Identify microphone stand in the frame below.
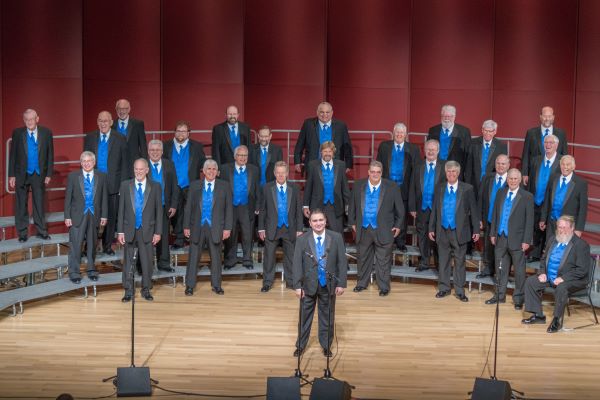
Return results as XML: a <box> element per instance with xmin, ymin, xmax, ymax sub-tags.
<box><xmin>294</xmin><ymin>280</ymin><xmax>311</xmax><ymax>386</ymax></box>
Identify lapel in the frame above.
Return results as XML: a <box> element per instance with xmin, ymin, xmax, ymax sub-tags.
<box><xmin>318</xmin><ymin>162</ymin><xmax>324</xmax><ymax>184</ymax></box>
<box><xmin>486</xmin><ymin>139</ymin><xmax>497</xmax><ymax>167</ymax></box>
<box><xmin>286</xmin><ymin>183</ymin><xmax>292</xmax><ymax>211</ymax></box>
<box><xmin>508</xmin><ymin>190</ymin><xmax>521</xmax><ymax>218</ymax></box>
<box><xmin>434</xmin><ymin>162</ymin><xmax>442</xmax><ymax>184</ymax></box>
<box><xmin>377</xmin><ymin>181</ymin><xmax>386</xmax><ymax>213</ymax></box>
<box><xmin>93</xmin><ymin>174</ymin><xmax>98</xmax><ymax>200</ymax></box>
<box><xmin>78</xmin><ymin>171</ymin><xmax>85</xmax><ymax>198</ymax></box>
<box><xmin>472</xmin><ymin>138</ymin><xmax>482</xmax><ymax>167</ymax></box>
<box><xmin>333</xmin><ymin>162</ymin><xmax>339</xmax><ymax>187</ymax></box>
<box><xmin>142</xmin><ymin>182</ymin><xmax>151</xmax><ymax>210</ymax></box>
<box><xmin>454</xmin><ymin>183</ymin><xmax>463</xmax><ymax>213</ymax></box>
<box><xmin>360</xmin><ymin>181</ymin><xmax>366</xmax><ymax>215</ymax></box>
<box><xmin>308</xmin><ymin>233</ymin><xmax>317</xmax><ymax>260</ymax></box>
<box><xmin>223</xmin><ymin>123</ymin><xmax>234</xmax><ymax>152</ymax></box>
<box><xmin>562</xmin><ymin>177</ymin><xmax>576</xmax><ymax>207</ymax></box>
<box><xmin>227</xmin><ymin>165</ymin><xmax>235</xmax><ymax>192</ymax></box>
<box><xmin>558</xmin><ymin>239</ymin><xmax>574</xmax><ymax>273</ymax></box>
<box><xmin>419</xmin><ymin>163</ymin><xmax>425</xmax><ymax>191</ymax></box>
<box><xmin>21</xmin><ymin>129</ymin><xmax>29</xmax><ymax>157</ymax></box>
<box><xmin>129</xmin><ymin>182</ymin><xmax>136</xmax><ymax>212</ymax></box>
<box><xmin>126</xmin><ymin>120</ymin><xmax>133</xmax><ymax>140</ymax></box>
<box><xmin>266</xmin><ymin>146</ymin><xmax>273</xmax><ymax>165</ymax></box>
<box><xmin>107</xmin><ymin>132</ymin><xmax>115</xmax><ymax>155</ymax></box>
<box><xmin>246</xmin><ymin>166</ymin><xmax>253</xmax><ymax>193</ymax></box>
<box><xmin>271</xmin><ymin>184</ymin><xmax>278</xmax><ymax>210</ymax></box>
<box><xmin>211</xmin><ymin>180</ymin><xmax>217</xmax><ymax>209</ymax></box>
<box><xmin>449</xmin><ymin>127</ymin><xmax>460</xmax><ymax>154</ymax></box>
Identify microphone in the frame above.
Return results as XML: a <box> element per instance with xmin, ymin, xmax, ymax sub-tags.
<box><xmin>132</xmin><ymin>248</ymin><xmax>138</xmax><ymax>262</ymax></box>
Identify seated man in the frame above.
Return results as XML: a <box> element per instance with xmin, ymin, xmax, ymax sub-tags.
<box><xmin>522</xmin><ymin>215</ymin><xmax>591</xmax><ymax>333</ymax></box>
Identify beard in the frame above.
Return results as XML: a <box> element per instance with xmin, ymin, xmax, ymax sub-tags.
<box><xmin>556</xmin><ymin>232</ymin><xmax>573</xmax><ymax>244</ymax></box>
<box><xmin>441</xmin><ymin>121</ymin><xmax>453</xmax><ymax>130</ymax></box>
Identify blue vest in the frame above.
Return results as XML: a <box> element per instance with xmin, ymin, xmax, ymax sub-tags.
<box><xmin>439</xmin><ymin>130</ymin><xmax>451</xmax><ymax>160</ymax></box>
<box><xmin>497</xmin><ymin>191</ymin><xmax>514</xmax><ymax>236</ymax></box>
<box><xmin>233</xmin><ymin>167</ymin><xmax>249</xmax><ymax>206</ymax></box>
<box><xmin>201</xmin><ymin>182</ymin><xmax>214</xmax><ymax>226</ymax></box>
<box><xmin>118</xmin><ymin>120</ymin><xmax>127</xmax><ymax>136</ymax></box>
<box><xmin>319</xmin><ymin>124</ymin><xmax>332</xmax><ymax>144</ymax></box>
<box><xmin>534</xmin><ymin>160</ymin><xmax>552</xmax><ymax>206</ymax></box>
<box><xmin>488</xmin><ymin>177</ymin><xmax>506</xmax><ymax>223</ymax></box>
<box><xmin>362</xmin><ymin>185</ymin><xmax>380</xmax><ymax>228</ymax></box>
<box><xmin>172</xmin><ymin>144</ymin><xmax>190</xmax><ymax>189</ymax></box>
<box><xmin>547</xmin><ymin>242</ymin><xmax>567</xmax><ymax>282</ymax></box>
<box><xmin>135</xmin><ymin>183</ymin><xmax>144</xmax><ymax>229</ymax></box>
<box><xmin>150</xmin><ymin>163</ymin><xmax>165</xmax><ymax>206</ymax></box>
<box><xmin>26</xmin><ymin>132</ymin><xmax>40</xmax><ymax>175</ymax></box>
<box><xmin>83</xmin><ymin>173</ymin><xmax>94</xmax><ymax>215</ymax></box>
<box><xmin>422</xmin><ymin>163</ymin><xmax>435</xmax><ymax>211</ymax></box>
<box><xmin>322</xmin><ymin>163</ymin><xmax>334</xmax><ymax>205</ymax></box>
<box><xmin>480</xmin><ymin>143</ymin><xmax>490</xmax><ymax>181</ymax></box>
<box><xmin>441</xmin><ymin>186</ymin><xmax>457</xmax><ymax>229</ymax></box>
<box><xmin>550</xmin><ymin>177</ymin><xmax>569</xmax><ymax>221</ymax></box>
<box><xmin>390</xmin><ymin>144</ymin><xmax>405</xmax><ymax>185</ymax></box>
<box><xmin>260</xmin><ymin>147</ymin><xmax>268</xmax><ymax>186</ymax></box>
<box><xmin>229</xmin><ymin>125</ymin><xmax>240</xmax><ymax>151</ymax></box>
<box><xmin>97</xmin><ymin>135</ymin><xmax>109</xmax><ymax>173</ymax></box>
<box><xmin>277</xmin><ymin>185</ymin><xmax>289</xmax><ymax>228</ymax></box>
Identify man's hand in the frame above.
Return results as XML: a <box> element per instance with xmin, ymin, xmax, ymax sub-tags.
<box><xmin>472</xmin><ymin>233</ymin><xmax>480</xmax><ymax>242</ymax></box>
<box><xmin>410</xmin><ymin>211</ymin><xmax>416</xmax><ymax>218</ymax></box>
<box><xmin>521</xmin><ymin>243</ymin><xmax>530</xmax><ymax>251</ymax></box>
<box><xmin>539</xmin><ymin>221</ymin><xmax>546</xmax><ymax>231</ymax></box>
<box><xmin>295</xmin><ymin>288</ymin><xmax>304</xmax><ymax>299</ymax></box>
<box><xmin>118</xmin><ymin>233</ymin><xmax>125</xmax><ymax>245</ymax></box>
<box><xmin>351</xmin><ymin>225</ymin><xmax>356</xmax><ymax>232</ymax></box>
<box><xmin>553</xmin><ymin>277</ymin><xmax>564</xmax><ymax>286</ymax></box>
<box><xmin>575</xmin><ymin>230</ymin><xmax>582</xmax><ymax>237</ymax></box>
<box><xmin>8</xmin><ymin>177</ymin><xmax>15</xmax><ymax>189</ymax></box>
<box><xmin>296</xmin><ymin>231</ymin><xmax>303</xmax><ymax>237</ymax></box>
<box><xmin>184</xmin><ymin>228</ymin><xmax>191</xmax><ymax>238</ymax></box>
<box><xmin>392</xmin><ymin>227</ymin><xmax>400</xmax><ymax>238</ymax></box>
<box><xmin>223</xmin><ymin>230</ymin><xmax>231</xmax><ymax>240</ymax></box>
<box><xmin>152</xmin><ymin>234</ymin><xmax>161</xmax><ymax>246</ymax></box>
<box><xmin>538</xmin><ymin>273</ymin><xmax>547</xmax><ymax>283</ymax></box>
<box><xmin>522</xmin><ymin>176</ymin><xmax>529</xmax><ymax>186</ymax></box>
<box><xmin>303</xmin><ymin>207</ymin><xmax>311</xmax><ymax>218</ymax></box>
<box><xmin>345</xmin><ymin>168</ymin><xmax>352</xmax><ymax>175</ymax></box>
<box><xmin>258</xmin><ymin>230</ymin><xmax>265</xmax><ymax>241</ymax></box>
<box><xmin>295</xmin><ymin>164</ymin><xmax>303</xmax><ymax>173</ymax></box>
<box><xmin>490</xmin><ymin>236</ymin><xmax>496</xmax><ymax>246</ymax></box>
<box><xmin>100</xmin><ymin>218</ymin><xmax>107</xmax><ymax>226</ymax></box>
<box><xmin>44</xmin><ymin>177</ymin><xmax>51</xmax><ymax>185</ymax></box>
<box><xmin>65</xmin><ymin>219</ymin><xmax>72</xmax><ymax>227</ymax></box>
<box><xmin>168</xmin><ymin>208</ymin><xmax>176</xmax><ymax>218</ymax></box>
<box><xmin>480</xmin><ymin>221</ymin><xmax>483</xmax><ymax>230</ymax></box>
<box><xmin>428</xmin><ymin>232</ymin><xmax>435</xmax><ymax>241</ymax></box>
<box><xmin>335</xmin><ymin>287</ymin><xmax>345</xmax><ymax>296</ymax></box>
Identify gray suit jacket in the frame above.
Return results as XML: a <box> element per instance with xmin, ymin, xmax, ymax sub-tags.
<box><xmin>348</xmin><ymin>179</ymin><xmax>404</xmax><ymax>245</ymax></box>
<box><xmin>540</xmin><ymin>174</ymin><xmax>588</xmax><ymax>231</ymax></box>
<box><xmin>465</xmin><ymin>137</ymin><xmax>508</xmax><ymax>196</ymax></box>
<box><xmin>117</xmin><ymin>179</ymin><xmax>163</xmax><ymax>243</ymax></box>
<box><xmin>408</xmin><ymin>159</ymin><xmax>446</xmax><ymax>213</ymax></box>
<box><xmin>539</xmin><ymin>235</ymin><xmax>590</xmax><ymax>283</ymax></box>
<box><xmin>9</xmin><ymin>125</ymin><xmax>54</xmax><ymax>182</ymax></box>
<box><xmin>64</xmin><ymin>170</ymin><xmax>108</xmax><ymax>227</ymax></box>
<box><xmin>303</xmin><ymin>159</ymin><xmax>350</xmax><ymax>217</ymax></box>
<box><xmin>489</xmin><ymin>188</ymin><xmax>534</xmax><ymax>250</ymax></box>
<box><xmin>521</xmin><ymin>126</ymin><xmax>568</xmax><ymax>177</ymax></box>
<box><xmin>429</xmin><ymin>182</ymin><xmax>480</xmax><ymax>245</ymax></box>
<box><xmin>526</xmin><ymin>155</ymin><xmax>560</xmax><ymax>204</ymax></box>
<box><xmin>211</xmin><ymin>121</ymin><xmax>251</xmax><ymax>166</ymax></box>
<box><xmin>258</xmin><ymin>181</ymin><xmax>304</xmax><ymax>240</ymax></box>
<box><xmin>83</xmin><ymin>130</ymin><xmax>128</xmax><ymax>194</ymax></box>
<box><xmin>219</xmin><ymin>163</ymin><xmax>262</xmax><ymax>213</ymax></box>
<box><xmin>183</xmin><ymin>179</ymin><xmax>233</xmax><ymax>244</ymax></box>
<box><xmin>292</xmin><ymin>230</ymin><xmax>348</xmax><ymax>296</ymax></box>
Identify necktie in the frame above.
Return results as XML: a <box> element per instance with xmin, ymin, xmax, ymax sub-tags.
<box><xmin>207</xmin><ymin>182</ymin><xmax>212</xmax><ymax>193</ymax></box>
<box><xmin>30</xmin><ymin>132</ymin><xmax>35</xmax><ymax>142</ymax></box>
<box><xmin>485</xmin><ymin>143</ymin><xmax>490</xmax><ymax>152</ymax></box>
<box><xmin>178</xmin><ymin>144</ymin><xmax>182</xmax><ymax>153</ymax></box>
<box><xmin>396</xmin><ymin>144</ymin><xmax>401</xmax><ymax>153</ymax></box>
<box><xmin>326</xmin><ymin>162</ymin><xmax>331</xmax><ymax>171</ymax></box>
<box><xmin>546</xmin><ymin>160</ymin><xmax>550</xmax><ymax>168</ymax></box>
<box><xmin>120</xmin><ymin>121</ymin><xmax>125</xmax><ymax>133</ymax></box>
<box><xmin>507</xmin><ymin>191</ymin><xmax>513</xmax><ymax>201</ymax></box>
<box><xmin>230</xmin><ymin>125</ymin><xmax>236</xmax><ymax>136</ymax></box>
<box><xmin>562</xmin><ymin>177</ymin><xmax>567</xmax><ymax>188</ymax></box>
<box><xmin>280</xmin><ymin>185</ymin><xmax>285</xmax><ymax>195</ymax></box>
<box><xmin>262</xmin><ymin>147</ymin><xmax>267</xmax><ymax>156</ymax></box>
<box><xmin>86</xmin><ymin>173</ymin><xmax>91</xmax><ymax>183</ymax></box>
<box><xmin>429</xmin><ymin>162</ymin><xmax>434</xmax><ymax>173</ymax></box>
<box><xmin>449</xmin><ymin>186</ymin><xmax>454</xmax><ymax>195</ymax></box>
<box><xmin>444</xmin><ymin>128</ymin><xmax>450</xmax><ymax>137</ymax></box>
<box><xmin>238</xmin><ymin>167</ymin><xmax>243</xmax><ymax>174</ymax></box>
<box><xmin>137</xmin><ymin>182</ymin><xmax>143</xmax><ymax>196</ymax></box>
<box><xmin>102</xmin><ymin>134</ymin><xmax>107</xmax><ymax>143</ymax></box>
<box><xmin>497</xmin><ymin>176</ymin><xmax>502</xmax><ymax>187</ymax></box>
<box><xmin>153</xmin><ymin>163</ymin><xmax>159</xmax><ymax>173</ymax></box>
<box><xmin>545</xmin><ymin>128</ymin><xmax>549</xmax><ymax>137</ymax></box>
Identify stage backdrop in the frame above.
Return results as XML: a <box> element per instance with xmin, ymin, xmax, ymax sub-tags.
<box><xmin>1</xmin><ymin>0</ymin><xmax>599</xmax><ymax>240</ymax></box>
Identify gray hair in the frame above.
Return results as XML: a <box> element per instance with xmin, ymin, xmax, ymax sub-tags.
<box><xmin>482</xmin><ymin>119</ymin><xmax>497</xmax><ymax>130</ymax></box>
<box><xmin>148</xmin><ymin>139</ymin><xmax>163</xmax><ymax>149</ymax></box>
<box><xmin>441</xmin><ymin>105</ymin><xmax>456</xmax><ymax>116</ymax></box>
<box><xmin>234</xmin><ymin>145</ymin><xmax>249</xmax><ymax>156</ymax></box>
<box><xmin>445</xmin><ymin>160</ymin><xmax>461</xmax><ymax>173</ymax></box>
<box><xmin>80</xmin><ymin>151</ymin><xmax>96</xmax><ymax>162</ymax></box>
<box><xmin>23</xmin><ymin>108</ymin><xmax>38</xmax><ymax>119</ymax></box>
<box><xmin>203</xmin><ymin>159</ymin><xmax>218</xmax><ymax>170</ymax></box>
<box><xmin>393</xmin><ymin>122</ymin><xmax>407</xmax><ymax>133</ymax></box>
<box><xmin>424</xmin><ymin>139</ymin><xmax>440</xmax><ymax>150</ymax></box>
<box><xmin>544</xmin><ymin>134</ymin><xmax>559</xmax><ymax>144</ymax></box>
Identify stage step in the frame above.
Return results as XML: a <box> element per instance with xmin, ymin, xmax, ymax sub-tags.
<box><xmin>0</xmin><ymin>233</ymin><xmax>70</xmax><ymax>255</ymax></box>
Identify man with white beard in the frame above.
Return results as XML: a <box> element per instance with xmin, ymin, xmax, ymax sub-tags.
<box><xmin>521</xmin><ymin>215</ymin><xmax>591</xmax><ymax>333</ymax></box>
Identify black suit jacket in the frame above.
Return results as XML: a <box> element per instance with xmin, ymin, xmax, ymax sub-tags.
<box><xmin>427</xmin><ymin>123</ymin><xmax>471</xmax><ymax>170</ymax></box>
<box><xmin>539</xmin><ymin>235</ymin><xmax>590</xmax><ymax>283</ymax></box>
<box><xmin>83</xmin><ymin>130</ymin><xmax>128</xmax><ymax>194</ymax></box>
<box><xmin>183</xmin><ymin>179</ymin><xmax>233</xmax><ymax>244</ymax></box>
<box><xmin>147</xmin><ymin>158</ymin><xmax>180</xmax><ymax>210</ymax></box>
<box><xmin>248</xmin><ymin>143</ymin><xmax>284</xmax><ymax>184</ymax></box>
<box><xmin>303</xmin><ymin>159</ymin><xmax>350</xmax><ymax>217</ymax></box>
<box><xmin>540</xmin><ymin>174</ymin><xmax>588</xmax><ymax>231</ymax></box>
<box><xmin>376</xmin><ymin>140</ymin><xmax>419</xmax><ymax>201</ymax></box>
<box><xmin>521</xmin><ymin>126</ymin><xmax>568</xmax><ymax>177</ymax></box>
<box><xmin>294</xmin><ymin>118</ymin><xmax>353</xmax><ymax>168</ymax></box>
<box><xmin>117</xmin><ymin>179</ymin><xmax>163</xmax><ymax>243</ymax></box>
<box><xmin>258</xmin><ymin>181</ymin><xmax>304</xmax><ymax>240</ymax></box>
<box><xmin>219</xmin><ymin>163</ymin><xmax>262</xmax><ymax>213</ymax></box>
<box><xmin>408</xmin><ymin>159</ymin><xmax>446</xmax><ymax>213</ymax></box>
<box><xmin>211</xmin><ymin>121</ymin><xmax>250</xmax><ymax>166</ymax></box>
<box><xmin>112</xmin><ymin>117</ymin><xmax>148</xmax><ymax>177</ymax></box>
<box><xmin>429</xmin><ymin>182</ymin><xmax>480</xmax><ymax>245</ymax></box>
<box><xmin>464</xmin><ymin>137</ymin><xmax>508</xmax><ymax>195</ymax></box>
<box><xmin>292</xmin><ymin>230</ymin><xmax>348</xmax><ymax>295</ymax></box>
<box><xmin>9</xmin><ymin>125</ymin><xmax>54</xmax><ymax>181</ymax></box>
<box><xmin>489</xmin><ymin>188</ymin><xmax>534</xmax><ymax>250</ymax></box>
<box><xmin>64</xmin><ymin>170</ymin><xmax>108</xmax><ymax>227</ymax></box>
<box><xmin>478</xmin><ymin>173</ymin><xmax>507</xmax><ymax>227</ymax></box>
<box><xmin>526</xmin><ymin>155</ymin><xmax>560</xmax><ymax>204</ymax></box>
<box><xmin>347</xmin><ymin>179</ymin><xmax>404</xmax><ymax>245</ymax></box>
<box><xmin>162</xmin><ymin>139</ymin><xmax>207</xmax><ymax>185</ymax></box>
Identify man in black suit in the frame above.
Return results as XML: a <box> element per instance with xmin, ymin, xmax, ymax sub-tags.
<box><xmin>409</xmin><ymin>139</ymin><xmax>446</xmax><ymax>271</ymax></box>
<box><xmin>292</xmin><ymin>209</ymin><xmax>348</xmax><ymax>357</ymax></box>
<box><xmin>303</xmin><ymin>141</ymin><xmax>350</xmax><ymax>233</ymax></box>
<box><xmin>8</xmin><ymin>108</ymin><xmax>54</xmax><ymax>242</ymax></box>
<box><xmin>294</xmin><ymin>102</ymin><xmax>353</xmax><ymax>174</ymax></box>
<box><xmin>220</xmin><ymin>145</ymin><xmax>261</xmax><ymax>270</ymax></box>
<box><xmin>487</xmin><ymin>169</ymin><xmax>534</xmax><ymax>307</ymax></box>
<box><xmin>113</xmin><ymin>99</ymin><xmax>148</xmax><ymax>177</ymax></box>
<box><xmin>64</xmin><ymin>151</ymin><xmax>108</xmax><ymax>283</ymax></box>
<box><xmin>348</xmin><ymin>160</ymin><xmax>404</xmax><ymax>296</ymax></box>
<box><xmin>211</xmin><ymin>105</ymin><xmax>250</xmax><ymax>167</ymax></box>
<box><xmin>476</xmin><ymin>154</ymin><xmax>509</xmax><ymax>279</ymax></box>
<box><xmin>429</xmin><ymin>161</ymin><xmax>480</xmax><ymax>302</ymax></box>
<box><xmin>521</xmin><ymin>106</ymin><xmax>568</xmax><ymax>186</ymax></box>
<box><xmin>83</xmin><ymin>111</ymin><xmax>128</xmax><ymax>255</ymax></box>
<box><xmin>183</xmin><ymin>159</ymin><xmax>233</xmax><ymax>296</ymax></box>
<box><xmin>427</xmin><ymin>104</ymin><xmax>471</xmax><ymax>175</ymax></box>
<box><xmin>147</xmin><ymin>139</ymin><xmax>180</xmax><ymax>272</ymax></box>
<box><xmin>525</xmin><ymin>134</ymin><xmax>561</xmax><ymax>262</ymax></box>
<box><xmin>465</xmin><ymin>120</ymin><xmax>508</xmax><ymax>196</ymax></box>
<box><xmin>377</xmin><ymin>122</ymin><xmax>421</xmax><ymax>251</ymax></box>
<box><xmin>248</xmin><ymin>125</ymin><xmax>283</xmax><ymax>187</ymax></box>
<box><xmin>117</xmin><ymin>159</ymin><xmax>163</xmax><ymax>302</ymax></box>
<box><xmin>258</xmin><ymin>161</ymin><xmax>304</xmax><ymax>292</ymax></box>
<box><xmin>540</xmin><ymin>155</ymin><xmax>588</xmax><ymax>239</ymax></box>
<box><xmin>522</xmin><ymin>215</ymin><xmax>591</xmax><ymax>333</ymax></box>
<box><xmin>163</xmin><ymin>120</ymin><xmax>207</xmax><ymax>248</ymax></box>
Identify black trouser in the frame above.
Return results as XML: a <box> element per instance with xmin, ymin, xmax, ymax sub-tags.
<box><xmin>224</xmin><ymin>204</ymin><xmax>254</xmax><ymax>266</ymax></box>
<box><xmin>494</xmin><ymin>235</ymin><xmax>526</xmax><ymax>303</ymax></box>
<box><xmin>529</xmin><ymin>204</ymin><xmax>545</xmax><ymax>259</ymax></box>
<box><xmin>394</xmin><ymin>197</ymin><xmax>409</xmax><ymax>248</ymax></box>
<box><xmin>481</xmin><ymin>223</ymin><xmax>495</xmax><ymax>276</ymax></box>
<box><xmin>185</xmin><ymin>224</ymin><xmax>222</xmax><ymax>289</ymax></box>
<box><xmin>356</xmin><ymin>227</ymin><xmax>393</xmax><ymax>291</ymax></box>
<box><xmin>296</xmin><ymin>284</ymin><xmax>336</xmax><ymax>351</ymax></box>
<box><xmin>123</xmin><ymin>229</ymin><xmax>154</xmax><ymax>296</ymax></box>
<box><xmin>263</xmin><ymin>226</ymin><xmax>295</xmax><ymax>286</ymax></box>
<box><xmin>155</xmin><ymin>208</ymin><xmax>171</xmax><ymax>269</ymax></box>
<box><xmin>415</xmin><ymin>208</ymin><xmax>436</xmax><ymax>266</ymax></box>
<box><xmin>437</xmin><ymin>228</ymin><xmax>467</xmax><ymax>295</ymax></box>
<box><xmin>322</xmin><ymin>203</ymin><xmax>344</xmax><ymax>234</ymax></box>
<box><xmin>524</xmin><ymin>275</ymin><xmax>586</xmax><ymax>318</ymax></box>
<box><xmin>68</xmin><ymin>213</ymin><xmax>99</xmax><ymax>279</ymax></box>
<box><xmin>102</xmin><ymin>193</ymin><xmax>118</xmax><ymax>251</ymax></box>
<box><xmin>172</xmin><ymin>187</ymin><xmax>189</xmax><ymax>247</ymax></box>
<box><xmin>14</xmin><ymin>173</ymin><xmax>47</xmax><ymax>237</ymax></box>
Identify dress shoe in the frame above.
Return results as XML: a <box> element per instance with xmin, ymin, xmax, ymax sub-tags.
<box><xmin>104</xmin><ymin>248</ymin><xmax>115</xmax><ymax>256</ymax></box>
<box><xmin>547</xmin><ymin>317</ymin><xmax>562</xmax><ymax>333</ymax></box>
<box><xmin>89</xmin><ymin>275</ymin><xmax>98</xmax><ymax>282</ymax></box>
<box><xmin>353</xmin><ymin>286</ymin><xmax>366</xmax><ymax>293</ymax></box>
<box><xmin>36</xmin><ymin>233</ymin><xmax>51</xmax><ymax>240</ymax></box>
<box><xmin>212</xmin><ymin>286</ymin><xmax>224</xmax><ymax>295</ymax></box>
<box><xmin>121</xmin><ymin>295</ymin><xmax>132</xmax><ymax>302</ymax></box>
<box><xmin>70</xmin><ymin>277</ymin><xmax>81</xmax><ymax>284</ymax></box>
<box><xmin>379</xmin><ymin>289</ymin><xmax>389</xmax><ymax>296</ymax></box>
<box><xmin>293</xmin><ymin>348</ymin><xmax>304</xmax><ymax>357</ymax></box>
<box><xmin>142</xmin><ymin>291</ymin><xmax>154</xmax><ymax>301</ymax></box>
<box><xmin>476</xmin><ymin>272</ymin><xmax>491</xmax><ymax>279</ymax></box>
<box><xmin>170</xmin><ymin>244</ymin><xmax>183</xmax><ymax>250</ymax></box>
<box><xmin>435</xmin><ymin>290</ymin><xmax>450</xmax><ymax>298</ymax></box>
<box><xmin>415</xmin><ymin>265</ymin><xmax>429</xmax><ymax>272</ymax></box>
<box><xmin>18</xmin><ymin>236</ymin><xmax>28</xmax><ymax>243</ymax></box>
<box><xmin>521</xmin><ymin>314</ymin><xmax>546</xmax><ymax>324</ymax></box>
<box><xmin>322</xmin><ymin>347</ymin><xmax>333</xmax><ymax>357</ymax></box>
<box><xmin>260</xmin><ymin>285</ymin><xmax>271</xmax><ymax>293</ymax></box>
<box><xmin>184</xmin><ymin>287</ymin><xmax>193</xmax><ymax>296</ymax></box>
<box><xmin>485</xmin><ymin>296</ymin><xmax>505</xmax><ymax>305</ymax></box>
<box><xmin>526</xmin><ymin>256</ymin><xmax>540</xmax><ymax>263</ymax></box>
<box><xmin>397</xmin><ymin>245</ymin><xmax>408</xmax><ymax>252</ymax></box>
<box><xmin>455</xmin><ymin>293</ymin><xmax>469</xmax><ymax>302</ymax></box>
<box><xmin>224</xmin><ymin>265</ymin><xmax>235</xmax><ymax>270</ymax></box>
<box><xmin>243</xmin><ymin>263</ymin><xmax>254</xmax><ymax>270</ymax></box>
<box><xmin>158</xmin><ymin>266</ymin><xmax>175</xmax><ymax>273</ymax></box>
<box><xmin>514</xmin><ymin>303</ymin><xmax>523</xmax><ymax>310</ymax></box>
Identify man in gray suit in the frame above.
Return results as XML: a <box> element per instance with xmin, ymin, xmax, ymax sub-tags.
<box><xmin>64</xmin><ymin>151</ymin><xmax>108</xmax><ymax>283</ymax></box>
<box><xmin>302</xmin><ymin>141</ymin><xmax>350</xmax><ymax>233</ymax></box>
<box><xmin>522</xmin><ymin>215</ymin><xmax>591</xmax><ymax>333</ymax></box>
<box><xmin>183</xmin><ymin>159</ymin><xmax>233</xmax><ymax>296</ymax></box>
<box><xmin>429</xmin><ymin>161</ymin><xmax>480</xmax><ymax>302</ymax></box>
<box><xmin>258</xmin><ymin>161</ymin><xmax>304</xmax><ymax>292</ymax></box>
<box><xmin>348</xmin><ymin>160</ymin><xmax>404</xmax><ymax>296</ymax></box>
<box><xmin>117</xmin><ymin>159</ymin><xmax>163</xmax><ymax>302</ymax></box>
<box><xmin>292</xmin><ymin>209</ymin><xmax>348</xmax><ymax>357</ymax></box>
<box><xmin>487</xmin><ymin>169</ymin><xmax>534</xmax><ymax>308</ymax></box>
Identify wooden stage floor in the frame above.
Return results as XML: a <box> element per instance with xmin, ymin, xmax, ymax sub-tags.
<box><xmin>0</xmin><ymin>276</ymin><xmax>599</xmax><ymax>399</ymax></box>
